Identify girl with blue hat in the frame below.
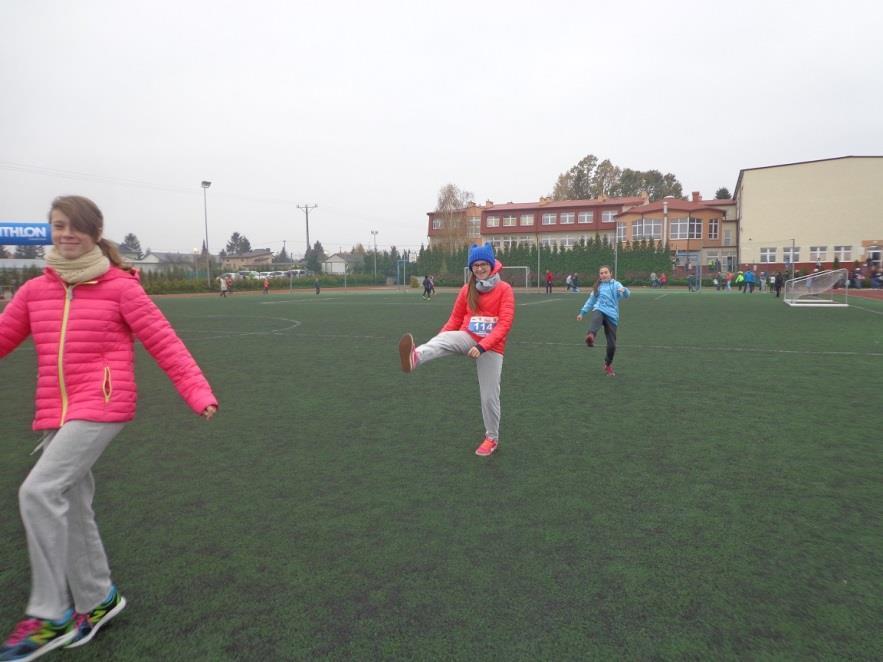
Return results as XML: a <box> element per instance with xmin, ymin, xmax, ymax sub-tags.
<box><xmin>398</xmin><ymin>243</ymin><xmax>515</xmax><ymax>456</ymax></box>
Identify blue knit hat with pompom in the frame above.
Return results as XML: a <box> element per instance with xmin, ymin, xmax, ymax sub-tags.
<box><xmin>467</xmin><ymin>242</ymin><xmax>495</xmax><ymax>269</ymax></box>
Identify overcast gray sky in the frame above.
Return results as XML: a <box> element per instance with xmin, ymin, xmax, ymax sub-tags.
<box><xmin>2</xmin><ymin>0</ymin><xmax>881</xmax><ymax>258</ymax></box>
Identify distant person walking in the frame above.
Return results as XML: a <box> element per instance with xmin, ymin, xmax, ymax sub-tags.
<box><xmin>577</xmin><ymin>265</ymin><xmax>630</xmax><ymax>377</ymax></box>
<box><xmin>262</xmin><ymin>277</ymin><xmax>270</xmax><ymax>295</ymax></box>
<box><xmin>422</xmin><ymin>275</ymin><xmax>433</xmax><ymax>300</ymax></box>
<box><xmin>0</xmin><ymin>196</ymin><xmax>218</xmax><ymax>661</ymax></box>
<box><xmin>219</xmin><ymin>276</ymin><xmax>228</xmax><ymax>297</ymax></box>
<box><xmin>545</xmin><ymin>270</ymin><xmax>553</xmax><ymax>294</ymax></box>
<box><xmin>314</xmin><ymin>278</ymin><xmax>320</xmax><ymax>295</ymax></box>
<box><xmin>398</xmin><ymin>243</ymin><xmax>515</xmax><ymax>457</ymax></box>
<box><xmin>774</xmin><ymin>272</ymin><xmax>784</xmax><ymax>297</ymax></box>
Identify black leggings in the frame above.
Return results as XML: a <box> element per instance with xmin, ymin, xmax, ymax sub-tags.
<box><xmin>587</xmin><ymin>310</ymin><xmax>618</xmax><ymax>366</ymax></box>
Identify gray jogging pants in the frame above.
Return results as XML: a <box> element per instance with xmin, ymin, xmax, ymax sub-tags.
<box><xmin>19</xmin><ymin>420</ymin><xmax>125</xmax><ymax>620</ymax></box>
<box><xmin>416</xmin><ymin>331</ymin><xmax>504</xmax><ymax>441</ymax></box>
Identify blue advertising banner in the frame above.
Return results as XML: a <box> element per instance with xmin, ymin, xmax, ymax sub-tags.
<box><xmin>0</xmin><ymin>222</ymin><xmax>53</xmax><ymax>245</ymax></box>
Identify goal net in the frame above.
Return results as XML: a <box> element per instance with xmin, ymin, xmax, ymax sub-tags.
<box><xmin>463</xmin><ymin>265</ymin><xmax>530</xmax><ymax>289</ymax></box>
<box><xmin>783</xmin><ymin>269</ymin><xmax>849</xmax><ymax>307</ymax></box>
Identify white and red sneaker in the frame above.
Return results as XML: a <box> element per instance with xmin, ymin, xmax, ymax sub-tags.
<box><xmin>398</xmin><ymin>333</ymin><xmax>417</xmax><ymax>373</ymax></box>
<box><xmin>604</xmin><ymin>363</ymin><xmax>615</xmax><ymax>377</ymax></box>
<box><xmin>475</xmin><ymin>438</ymin><xmax>498</xmax><ymax>456</ymax></box>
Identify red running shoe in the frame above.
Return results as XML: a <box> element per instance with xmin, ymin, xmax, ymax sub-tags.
<box><xmin>585</xmin><ymin>331</ymin><xmax>595</xmax><ymax>347</ymax></box>
<box><xmin>475</xmin><ymin>438</ymin><xmax>498</xmax><ymax>456</ymax></box>
<box><xmin>604</xmin><ymin>363</ymin><xmax>615</xmax><ymax>377</ymax></box>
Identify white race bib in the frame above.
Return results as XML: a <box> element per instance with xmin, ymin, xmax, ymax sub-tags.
<box><xmin>468</xmin><ymin>315</ymin><xmax>498</xmax><ymax>337</ymax></box>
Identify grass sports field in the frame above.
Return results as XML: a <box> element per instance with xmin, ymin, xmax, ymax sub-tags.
<box><xmin>1</xmin><ymin>285</ymin><xmax>881</xmax><ymax>660</ymax></box>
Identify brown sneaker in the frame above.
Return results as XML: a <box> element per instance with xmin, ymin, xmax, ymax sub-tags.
<box><xmin>398</xmin><ymin>333</ymin><xmax>417</xmax><ymax>373</ymax></box>
<box><xmin>585</xmin><ymin>331</ymin><xmax>595</xmax><ymax>347</ymax></box>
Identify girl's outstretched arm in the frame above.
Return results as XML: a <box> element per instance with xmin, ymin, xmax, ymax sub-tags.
<box><xmin>0</xmin><ymin>281</ymin><xmax>33</xmax><ymax>358</ymax></box>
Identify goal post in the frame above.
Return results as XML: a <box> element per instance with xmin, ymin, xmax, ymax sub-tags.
<box><xmin>783</xmin><ymin>268</ymin><xmax>849</xmax><ymax>307</ymax></box>
<box><xmin>463</xmin><ymin>265</ymin><xmax>530</xmax><ymax>290</ymax></box>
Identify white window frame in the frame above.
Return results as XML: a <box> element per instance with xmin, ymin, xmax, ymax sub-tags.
<box><xmin>559</xmin><ymin>212</ymin><xmax>575</xmax><ymax>225</ymax></box>
<box><xmin>486</xmin><ymin>216</ymin><xmax>500</xmax><ymax>228</ymax></box>
<box><xmin>669</xmin><ymin>217</ymin><xmax>689</xmax><ymax>240</ymax></box>
<box><xmin>502</xmin><ymin>215</ymin><xmax>516</xmax><ymax>227</ymax></box>
<box><xmin>616</xmin><ymin>224</ymin><xmax>626</xmax><ymax>241</ymax></box>
<box><xmin>578</xmin><ymin>211</ymin><xmax>593</xmax><ymax>224</ymax></box>
<box><xmin>688</xmin><ymin>217</ymin><xmax>702</xmax><ymax>240</ymax></box>
<box><xmin>520</xmin><ymin>214</ymin><xmax>534</xmax><ymax>226</ymax></box>
<box><xmin>834</xmin><ymin>245</ymin><xmax>852</xmax><ymax>261</ymax></box>
<box><xmin>542</xmin><ymin>213</ymin><xmax>557</xmax><ymax>225</ymax></box>
<box><xmin>601</xmin><ymin>210</ymin><xmax>616</xmax><ymax>223</ymax></box>
<box><xmin>432</xmin><ymin>218</ymin><xmax>442</xmax><ymax>230</ymax></box>
<box><xmin>783</xmin><ymin>246</ymin><xmax>800</xmax><ymax>264</ymax></box>
<box><xmin>708</xmin><ymin>218</ymin><xmax>719</xmax><ymax>240</ymax></box>
<box><xmin>467</xmin><ymin>218</ymin><xmax>480</xmax><ymax>237</ymax></box>
<box><xmin>760</xmin><ymin>247</ymin><xmax>777</xmax><ymax>263</ymax></box>
<box><xmin>810</xmin><ymin>246</ymin><xmax>827</xmax><ymax>260</ymax></box>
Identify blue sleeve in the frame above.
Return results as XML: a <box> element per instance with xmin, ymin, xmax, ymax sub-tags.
<box><xmin>579</xmin><ymin>292</ymin><xmax>595</xmax><ymax>315</ymax></box>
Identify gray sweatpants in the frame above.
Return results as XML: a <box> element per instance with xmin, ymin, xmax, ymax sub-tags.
<box><xmin>416</xmin><ymin>331</ymin><xmax>504</xmax><ymax>441</ymax></box>
<box><xmin>19</xmin><ymin>420</ymin><xmax>125</xmax><ymax>620</ymax></box>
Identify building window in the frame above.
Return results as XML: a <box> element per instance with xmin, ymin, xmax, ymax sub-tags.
<box><xmin>810</xmin><ymin>246</ymin><xmax>827</xmax><ymax>260</ymax></box>
<box><xmin>834</xmin><ymin>245</ymin><xmax>852</xmax><ymax>261</ymax></box>
<box><xmin>503</xmin><ymin>215</ymin><xmax>516</xmax><ymax>227</ymax></box>
<box><xmin>467</xmin><ymin>218</ymin><xmax>480</xmax><ymax>237</ymax></box>
<box><xmin>783</xmin><ymin>246</ymin><xmax>800</xmax><ymax>264</ymax></box>
<box><xmin>723</xmin><ymin>230</ymin><xmax>734</xmax><ymax>246</ymax></box>
<box><xmin>601</xmin><ymin>210</ymin><xmax>616</xmax><ymax>223</ymax></box>
<box><xmin>542</xmin><ymin>213</ymin><xmax>556</xmax><ymax>225</ymax></box>
<box><xmin>578</xmin><ymin>211</ymin><xmax>593</xmax><ymax>223</ymax></box>
<box><xmin>486</xmin><ymin>216</ymin><xmax>499</xmax><ymax>228</ymax></box>
<box><xmin>760</xmin><ymin>247</ymin><xmax>777</xmax><ymax>263</ymax></box>
<box><xmin>709</xmin><ymin>218</ymin><xmax>719</xmax><ymax>240</ymax></box>
<box><xmin>688</xmin><ymin>217</ymin><xmax>702</xmax><ymax>239</ymax></box>
<box><xmin>616</xmin><ymin>225</ymin><xmax>626</xmax><ymax>241</ymax></box>
<box><xmin>632</xmin><ymin>218</ymin><xmax>661</xmax><ymax>240</ymax></box>
<box><xmin>560</xmin><ymin>236</ymin><xmax>577</xmax><ymax>250</ymax></box>
<box><xmin>560</xmin><ymin>212</ymin><xmax>575</xmax><ymax>225</ymax></box>
<box><xmin>669</xmin><ymin>217</ymin><xmax>688</xmax><ymax>239</ymax></box>
<box><xmin>540</xmin><ymin>237</ymin><xmax>557</xmax><ymax>249</ymax></box>
<box><xmin>432</xmin><ymin>218</ymin><xmax>442</xmax><ymax>230</ymax></box>
<box><xmin>520</xmin><ymin>214</ymin><xmax>534</xmax><ymax>226</ymax></box>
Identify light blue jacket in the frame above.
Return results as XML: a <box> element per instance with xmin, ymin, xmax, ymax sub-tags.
<box><xmin>579</xmin><ymin>279</ymin><xmax>630</xmax><ymax>325</ymax></box>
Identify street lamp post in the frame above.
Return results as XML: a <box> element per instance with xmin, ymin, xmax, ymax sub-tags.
<box><xmin>370</xmin><ymin>230</ymin><xmax>379</xmax><ymax>283</ymax></box>
<box><xmin>201</xmin><ymin>181</ymin><xmax>212</xmax><ymax>287</ymax></box>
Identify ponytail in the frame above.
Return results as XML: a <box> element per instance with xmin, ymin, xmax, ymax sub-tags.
<box><xmin>466</xmin><ymin>272</ymin><xmax>479</xmax><ymax>311</ymax></box>
<box><xmin>98</xmin><ymin>238</ymin><xmax>135</xmax><ymax>273</ymax></box>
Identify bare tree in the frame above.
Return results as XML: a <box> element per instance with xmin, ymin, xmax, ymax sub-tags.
<box><xmin>436</xmin><ymin>183</ymin><xmax>474</xmax><ymax>251</ymax></box>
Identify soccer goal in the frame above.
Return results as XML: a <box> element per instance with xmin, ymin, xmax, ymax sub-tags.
<box><xmin>463</xmin><ymin>265</ymin><xmax>530</xmax><ymax>289</ymax></box>
<box><xmin>783</xmin><ymin>269</ymin><xmax>849</xmax><ymax>307</ymax></box>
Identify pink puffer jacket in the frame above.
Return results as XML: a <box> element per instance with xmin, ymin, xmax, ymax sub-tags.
<box><xmin>0</xmin><ymin>266</ymin><xmax>218</xmax><ymax>430</ymax></box>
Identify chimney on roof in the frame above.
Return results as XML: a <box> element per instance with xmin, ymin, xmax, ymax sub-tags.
<box><xmin>486</xmin><ymin>200</ymin><xmax>494</xmax><ymax>207</ymax></box>
<box><xmin>691</xmin><ymin>191</ymin><xmax>701</xmax><ymax>202</ymax></box>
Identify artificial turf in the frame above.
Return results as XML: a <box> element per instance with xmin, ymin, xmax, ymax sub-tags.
<box><xmin>1</xmin><ymin>286</ymin><xmax>881</xmax><ymax>660</ymax></box>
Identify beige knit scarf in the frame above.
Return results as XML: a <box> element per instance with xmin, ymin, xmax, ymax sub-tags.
<box><xmin>45</xmin><ymin>246</ymin><xmax>110</xmax><ymax>284</ymax></box>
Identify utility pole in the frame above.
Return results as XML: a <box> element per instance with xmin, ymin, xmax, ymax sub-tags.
<box><xmin>297</xmin><ymin>204</ymin><xmax>318</xmax><ymax>255</ymax></box>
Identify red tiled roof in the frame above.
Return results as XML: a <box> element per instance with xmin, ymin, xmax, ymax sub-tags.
<box><xmin>616</xmin><ymin>199</ymin><xmax>726</xmax><ymax>216</ymax></box>
<box><xmin>485</xmin><ymin>197</ymin><xmax>645</xmax><ymax>212</ymax></box>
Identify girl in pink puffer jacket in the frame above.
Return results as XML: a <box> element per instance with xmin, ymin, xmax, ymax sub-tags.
<box><xmin>0</xmin><ymin>196</ymin><xmax>218</xmax><ymax>660</ymax></box>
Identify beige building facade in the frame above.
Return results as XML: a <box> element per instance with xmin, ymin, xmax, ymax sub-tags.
<box><xmin>735</xmin><ymin>156</ymin><xmax>883</xmax><ymax>271</ymax></box>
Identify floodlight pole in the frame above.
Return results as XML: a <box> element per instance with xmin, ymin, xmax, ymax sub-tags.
<box><xmin>371</xmin><ymin>230</ymin><xmax>379</xmax><ymax>283</ymax></box>
<box><xmin>201</xmin><ymin>180</ymin><xmax>211</xmax><ymax>287</ymax></box>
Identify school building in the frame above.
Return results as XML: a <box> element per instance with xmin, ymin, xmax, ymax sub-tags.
<box><xmin>734</xmin><ymin>155</ymin><xmax>883</xmax><ymax>273</ymax></box>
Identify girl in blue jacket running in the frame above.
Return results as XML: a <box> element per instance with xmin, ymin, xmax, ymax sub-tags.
<box><xmin>577</xmin><ymin>265</ymin><xmax>630</xmax><ymax>376</ymax></box>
